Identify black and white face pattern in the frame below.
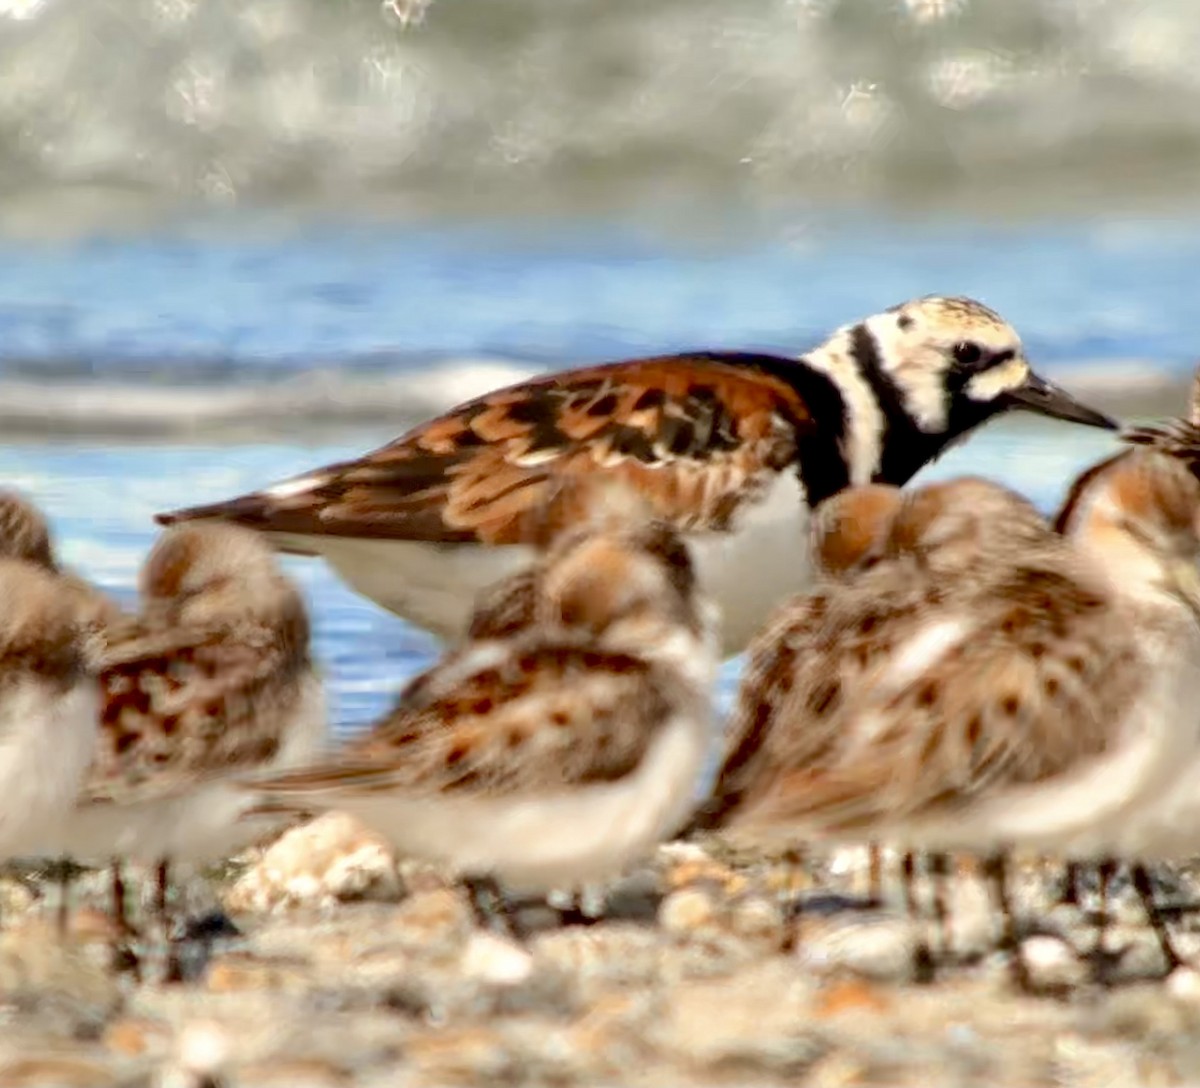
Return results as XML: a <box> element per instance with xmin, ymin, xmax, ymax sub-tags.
<box><xmin>862</xmin><ymin>296</ymin><xmax>1031</xmax><ymax>434</ymax></box>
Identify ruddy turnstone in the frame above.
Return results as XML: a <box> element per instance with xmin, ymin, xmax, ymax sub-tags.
<box><xmin>246</xmin><ymin>519</ymin><xmax>718</xmax><ymax>903</ymax></box>
<box><xmin>156</xmin><ymin>296</ymin><xmax>1117</xmax><ymax>653</ymax></box>
<box><xmin>42</xmin><ymin>524</ymin><xmax>327</xmax><ymax>928</ymax></box>
<box><xmin>0</xmin><ymin>558</ymin><xmax>99</xmax><ymax>863</ymax></box>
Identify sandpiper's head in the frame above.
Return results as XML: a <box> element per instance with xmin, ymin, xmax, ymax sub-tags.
<box><xmin>852</xmin><ymin>295</ymin><xmax>1116</xmax><ymax>436</ymax></box>
<box><xmin>1057</xmin><ymin>448</ymin><xmax>1200</xmax><ymax>615</ymax></box>
<box><xmin>0</xmin><ymin>489</ymin><xmax>55</xmax><ymax>569</ymax></box>
<box><xmin>0</xmin><ymin>558</ymin><xmax>87</xmax><ymax>686</ymax></box>
<box><xmin>1118</xmin><ymin>360</ymin><xmax>1200</xmax><ymax>467</ymax></box>
<box><xmin>810</xmin><ymin>484</ymin><xmax>903</xmax><ymax>580</ymax></box>
<box><xmin>140</xmin><ymin>523</ymin><xmax>304</xmax><ymax>632</ymax></box>
<box><xmin>887</xmin><ymin>476</ymin><xmax>1052</xmax><ymax>579</ymax></box>
<box><xmin>538</xmin><ymin>520</ymin><xmax>710</xmax><ymax>648</ymax></box>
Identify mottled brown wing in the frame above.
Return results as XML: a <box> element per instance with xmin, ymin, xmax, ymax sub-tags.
<box><xmin>738</xmin><ymin>565</ymin><xmax>1141</xmax><ymax>835</ymax></box>
<box><xmin>253</xmin><ymin>643</ymin><xmax>675</xmax><ymax>799</ymax></box>
<box><xmin>85</xmin><ymin>621</ymin><xmax>304</xmax><ymax>804</ymax></box>
<box><xmin>157</xmin><ymin>354</ymin><xmax>818</xmax><ymax>544</ymax></box>
<box><xmin>687</xmin><ymin>591</ymin><xmax>833</xmax><ymax>832</ymax></box>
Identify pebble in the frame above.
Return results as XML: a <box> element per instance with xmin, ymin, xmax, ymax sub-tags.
<box><xmin>460</xmin><ymin>932</ymin><xmax>534</xmax><ymax>987</ymax></box>
<box><xmin>798</xmin><ymin>913</ymin><xmax>919</xmax><ymax>982</ymax></box>
<box><xmin>226</xmin><ymin>812</ymin><xmax>402</xmax><ymax>912</ymax></box>
<box><xmin>659</xmin><ymin>886</ymin><xmax>717</xmax><ymax>935</ymax></box>
<box><xmin>1168</xmin><ymin>967</ymin><xmax>1200</xmax><ymax>1003</ymax></box>
<box><xmin>391</xmin><ymin>888</ymin><xmax>474</xmax><ymax>960</ymax></box>
<box><xmin>1019</xmin><ymin>935</ymin><xmax>1087</xmax><ymax>992</ymax></box>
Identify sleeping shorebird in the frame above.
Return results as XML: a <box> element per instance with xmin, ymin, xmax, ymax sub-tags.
<box><xmin>0</xmin><ymin>489</ymin><xmax>123</xmax><ymax>634</ymax></box>
<box><xmin>697</xmin><ymin>467</ymin><xmax>1200</xmax><ymax>986</ymax></box>
<box><xmin>38</xmin><ymin>524</ymin><xmax>327</xmax><ymax>948</ymax></box>
<box><xmin>244</xmin><ymin>518</ymin><xmax>718</xmax><ymax>925</ymax></box>
<box><xmin>0</xmin><ymin>559</ymin><xmax>99</xmax><ymax>878</ymax></box>
<box><xmin>156</xmin><ymin>296</ymin><xmax>1116</xmax><ymax>653</ymax></box>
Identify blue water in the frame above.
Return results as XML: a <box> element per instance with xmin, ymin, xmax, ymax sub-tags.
<box><xmin>0</xmin><ymin>216</ymin><xmax>1182</xmax><ymax>733</ymax></box>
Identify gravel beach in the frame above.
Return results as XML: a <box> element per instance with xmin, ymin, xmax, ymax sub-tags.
<box><xmin>5</xmin><ymin>814</ymin><xmax>1200</xmax><ymax>1087</ymax></box>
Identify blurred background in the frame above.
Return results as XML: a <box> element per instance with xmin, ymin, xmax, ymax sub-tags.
<box><xmin>1</xmin><ymin>0</ymin><xmax>1194</xmax><ymax>731</ymax></box>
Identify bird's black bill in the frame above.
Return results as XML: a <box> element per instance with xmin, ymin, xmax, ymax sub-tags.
<box><xmin>1003</xmin><ymin>373</ymin><xmax>1119</xmax><ymax>430</ymax></box>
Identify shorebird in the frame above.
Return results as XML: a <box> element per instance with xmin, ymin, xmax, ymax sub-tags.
<box><xmin>41</xmin><ymin>524</ymin><xmax>327</xmax><ymax>947</ymax></box>
<box><xmin>245</xmin><ymin>518</ymin><xmax>718</xmax><ymax>921</ymax></box>
<box><xmin>697</xmin><ymin>468</ymin><xmax>1200</xmax><ymax>985</ymax></box>
<box><xmin>156</xmin><ymin>296</ymin><xmax>1116</xmax><ymax>653</ymax></box>
<box><xmin>0</xmin><ymin>489</ymin><xmax>122</xmax><ymax>633</ymax></box>
<box><xmin>0</xmin><ymin>559</ymin><xmax>99</xmax><ymax>871</ymax></box>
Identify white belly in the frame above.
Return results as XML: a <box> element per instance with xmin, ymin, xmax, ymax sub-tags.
<box><xmin>46</xmin><ymin>676</ymin><xmax>328</xmax><ymax>865</ymax></box>
<box><xmin>0</xmin><ymin>680</ymin><xmax>98</xmax><ymax>858</ymax></box>
<box><xmin>328</xmin><ymin>706</ymin><xmax>711</xmax><ymax>893</ymax></box>
<box><xmin>896</xmin><ymin>648</ymin><xmax>1200</xmax><ymax>858</ymax></box>
<box><xmin>270</xmin><ymin>474</ymin><xmax>813</xmax><ymax>656</ymax></box>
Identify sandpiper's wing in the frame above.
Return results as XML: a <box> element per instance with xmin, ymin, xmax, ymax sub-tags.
<box><xmin>735</xmin><ymin>563</ymin><xmax>1140</xmax><ymax>835</ymax></box>
<box><xmin>250</xmin><ymin>640</ymin><xmax>676</xmax><ymax>800</ymax></box>
<box><xmin>84</xmin><ymin>619</ymin><xmax>308</xmax><ymax>805</ymax></box>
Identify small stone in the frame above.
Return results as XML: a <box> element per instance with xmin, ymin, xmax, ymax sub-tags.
<box><xmin>798</xmin><ymin>913</ymin><xmax>917</xmax><ymax>982</ymax></box>
<box><xmin>659</xmin><ymin>887</ymin><xmax>717</xmax><ymax>935</ymax></box>
<box><xmin>392</xmin><ymin>887</ymin><xmax>474</xmax><ymax>959</ymax></box>
<box><xmin>813</xmin><ymin>979</ymin><xmax>892</xmax><ymax>1019</ymax></box>
<box><xmin>159</xmin><ymin>1020</ymin><xmax>233</xmax><ymax>1088</ymax></box>
<box><xmin>728</xmin><ymin>895</ymin><xmax>786</xmax><ymax>947</ymax></box>
<box><xmin>1168</xmin><ymin>967</ymin><xmax>1200</xmax><ymax>1002</ymax></box>
<box><xmin>226</xmin><ymin>811</ymin><xmax>402</xmax><ymax>912</ymax></box>
<box><xmin>103</xmin><ymin>1016</ymin><xmax>171</xmax><ymax>1058</ymax></box>
<box><xmin>461</xmin><ymin>932</ymin><xmax>534</xmax><ymax>986</ymax></box>
<box><xmin>1019</xmin><ymin>935</ymin><xmax>1086</xmax><ymax>992</ymax></box>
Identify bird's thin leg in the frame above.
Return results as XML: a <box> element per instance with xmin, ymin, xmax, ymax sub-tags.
<box><xmin>1094</xmin><ymin>857</ymin><xmax>1119</xmax><ymax>961</ymax></box>
<box><xmin>983</xmin><ymin>850</ymin><xmax>1031</xmax><ymax>992</ymax></box>
<box><xmin>108</xmin><ymin>859</ymin><xmax>140</xmax><ymax>978</ymax></box>
<box><xmin>110</xmin><ymin>860</ymin><xmax>132</xmax><ymax>935</ymax></box>
<box><xmin>154</xmin><ymin>859</ymin><xmax>170</xmax><ymax>927</ymax></box>
<box><xmin>929</xmin><ymin>852</ymin><xmax>953</xmax><ymax>962</ymax></box>
<box><xmin>464</xmin><ymin>875</ymin><xmax>526</xmax><ymax>941</ymax></box>
<box><xmin>55</xmin><ymin>857</ymin><xmax>73</xmax><ymax>938</ymax></box>
<box><xmin>1058</xmin><ymin>860</ymin><xmax>1083</xmax><ymax>907</ymax></box>
<box><xmin>1131</xmin><ymin>863</ymin><xmax>1185</xmax><ymax>974</ymax></box>
<box><xmin>867</xmin><ymin>843</ymin><xmax>884</xmax><ymax>906</ymax></box>
<box><xmin>902</xmin><ymin>851</ymin><xmax>935</xmax><ymax>983</ymax></box>
<box><xmin>156</xmin><ymin>858</ymin><xmax>186</xmax><ymax>985</ymax></box>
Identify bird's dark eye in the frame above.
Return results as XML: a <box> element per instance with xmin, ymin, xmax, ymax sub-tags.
<box><xmin>953</xmin><ymin>341</ymin><xmax>984</xmax><ymax>367</ymax></box>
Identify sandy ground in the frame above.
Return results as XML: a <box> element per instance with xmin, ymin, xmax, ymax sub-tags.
<box><xmin>4</xmin><ymin>815</ymin><xmax>1200</xmax><ymax>1087</ymax></box>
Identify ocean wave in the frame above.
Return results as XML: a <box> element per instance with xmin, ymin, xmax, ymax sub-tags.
<box><xmin>3</xmin><ymin>0</ymin><xmax>1200</xmax><ymax>230</ymax></box>
<box><xmin>0</xmin><ymin>355</ymin><xmax>1181</xmax><ymax>441</ymax></box>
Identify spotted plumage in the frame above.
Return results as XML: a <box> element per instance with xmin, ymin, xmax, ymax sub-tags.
<box><xmin>157</xmin><ymin>296</ymin><xmax>1116</xmax><ymax>653</ymax></box>
<box><xmin>45</xmin><ymin>523</ymin><xmax>327</xmax><ymax>865</ymax></box>
<box><xmin>247</xmin><ymin>519</ymin><xmax>718</xmax><ymax>893</ymax></box>
<box><xmin>702</xmin><ymin>472</ymin><xmax>1184</xmax><ymax>863</ymax></box>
